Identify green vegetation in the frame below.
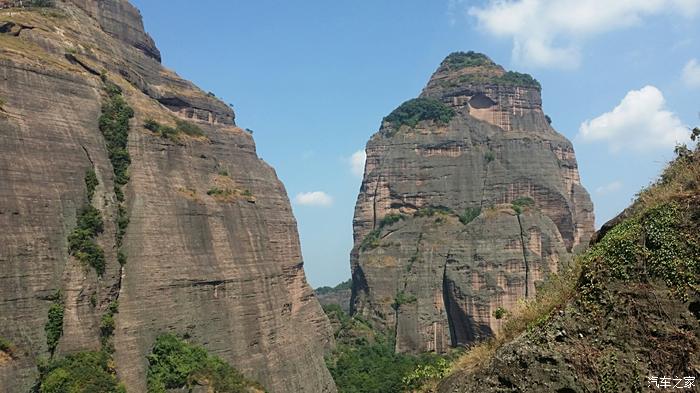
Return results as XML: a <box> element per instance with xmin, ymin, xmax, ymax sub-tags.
<box><xmin>101</xmin><ymin>79</ymin><xmax>131</xmax><ymax>270</ymax></box>
<box><xmin>455</xmin><ymin>71</ymin><xmax>541</xmax><ymax>90</ymax></box>
<box><xmin>68</xmin><ymin>205</ymin><xmax>106</xmax><ymax>275</ymax></box>
<box><xmin>146</xmin><ymin>334</ymin><xmax>263</xmax><ymax>393</ymax></box>
<box><xmin>218</xmin><ymin>168</ymin><xmax>230</xmax><ymax>177</ymax></box>
<box><xmin>492</xmin><ymin>307</ymin><xmax>507</xmax><ymax>320</ymax></box>
<box><xmin>84</xmin><ymin>169</ymin><xmax>98</xmax><ymax>202</ymax></box>
<box><xmin>143</xmin><ymin>118</ymin><xmax>204</xmax><ymax>140</ymax></box>
<box><xmin>100</xmin><ymin>302</ymin><xmax>119</xmax><ymax>352</ymax></box>
<box><xmin>324</xmin><ymin>306</ymin><xmax>457</xmax><ymax>393</ymax></box>
<box><xmin>37</xmin><ymin>351</ymin><xmax>125</xmax><ymax>393</ymax></box>
<box><xmin>100</xmin><ymin>83</ymin><xmax>133</xmax><ymax>187</ymax></box>
<box><xmin>484</xmin><ymin>150</ymin><xmax>495</xmax><ymax>163</ymax></box>
<box><xmin>0</xmin><ymin>337</ymin><xmax>14</xmax><ymax>357</ymax></box>
<box><xmin>45</xmin><ymin>292</ymin><xmax>64</xmax><ymax>355</ymax></box>
<box><xmin>391</xmin><ymin>291</ymin><xmax>417</xmax><ymax>310</ymax></box>
<box><xmin>444</xmin><ymin>51</ymin><xmax>494</xmax><ymax>69</ymax></box>
<box><xmin>316</xmin><ymin>279</ymin><xmax>352</xmax><ymax>295</ymax></box>
<box><xmin>459</xmin><ymin>207</ymin><xmax>481</xmax><ymax>225</ymax></box>
<box><xmin>360</xmin><ymin>213</ymin><xmax>408</xmax><ymax>251</ymax></box>
<box><xmin>414</xmin><ymin>205</ymin><xmax>452</xmax><ymax>217</ymax></box>
<box><xmin>360</xmin><ymin>228</ymin><xmax>381</xmax><ymax>251</ymax></box>
<box><xmin>0</xmin><ymin>97</ymin><xmax>5</xmax><ymax>110</ymax></box>
<box><xmin>511</xmin><ymin>196</ymin><xmax>535</xmax><ymax>215</ymax></box>
<box><xmin>207</xmin><ymin>187</ymin><xmax>233</xmax><ymax>197</ymax></box>
<box><xmin>383</xmin><ymin>98</ymin><xmax>455</xmax><ymax>132</ymax></box>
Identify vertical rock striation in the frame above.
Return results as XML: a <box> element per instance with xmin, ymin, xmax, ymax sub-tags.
<box><xmin>0</xmin><ymin>1</ymin><xmax>335</xmax><ymax>392</ymax></box>
<box><xmin>350</xmin><ymin>52</ymin><xmax>594</xmax><ymax>354</ymax></box>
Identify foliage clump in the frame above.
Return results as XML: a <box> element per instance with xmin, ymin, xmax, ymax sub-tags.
<box><xmin>100</xmin><ymin>301</ymin><xmax>119</xmax><ymax>352</ymax></box>
<box><xmin>84</xmin><ymin>169</ymin><xmax>98</xmax><ymax>201</ymax></box>
<box><xmin>392</xmin><ymin>291</ymin><xmax>417</xmax><ymax>310</ymax></box>
<box><xmin>144</xmin><ymin>118</ymin><xmax>204</xmax><ymax>141</ymax></box>
<box><xmin>459</xmin><ymin>207</ymin><xmax>481</xmax><ymax>225</ymax></box>
<box><xmin>0</xmin><ymin>337</ymin><xmax>14</xmax><ymax>357</ymax></box>
<box><xmin>68</xmin><ymin>205</ymin><xmax>106</xmax><ymax>275</ymax></box>
<box><xmin>146</xmin><ymin>334</ymin><xmax>263</xmax><ymax>393</ymax></box>
<box><xmin>414</xmin><ymin>205</ymin><xmax>452</xmax><ymax>217</ymax></box>
<box><xmin>37</xmin><ymin>351</ymin><xmax>125</xmax><ymax>393</ymax></box>
<box><xmin>100</xmin><ymin>84</ymin><xmax>133</xmax><ymax>187</ymax></box>
<box><xmin>511</xmin><ymin>196</ymin><xmax>535</xmax><ymax>215</ymax></box>
<box><xmin>444</xmin><ymin>51</ymin><xmax>494</xmax><ymax>69</ymax></box>
<box><xmin>383</xmin><ymin>98</ymin><xmax>455</xmax><ymax>132</ymax></box>
<box><xmin>44</xmin><ymin>292</ymin><xmax>64</xmax><ymax>355</ymax></box>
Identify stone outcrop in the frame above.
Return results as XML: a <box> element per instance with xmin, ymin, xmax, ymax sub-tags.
<box><xmin>0</xmin><ymin>1</ymin><xmax>335</xmax><ymax>392</ymax></box>
<box><xmin>350</xmin><ymin>52</ymin><xmax>594</xmax><ymax>354</ymax></box>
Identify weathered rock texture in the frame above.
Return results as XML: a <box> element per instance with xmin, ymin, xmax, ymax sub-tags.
<box><xmin>350</xmin><ymin>52</ymin><xmax>594</xmax><ymax>354</ymax></box>
<box><xmin>0</xmin><ymin>2</ymin><xmax>335</xmax><ymax>392</ymax></box>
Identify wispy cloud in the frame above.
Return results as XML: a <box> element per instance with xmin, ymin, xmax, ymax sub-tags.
<box><xmin>349</xmin><ymin>150</ymin><xmax>367</xmax><ymax>178</ymax></box>
<box><xmin>294</xmin><ymin>191</ymin><xmax>333</xmax><ymax>207</ymax></box>
<box><xmin>682</xmin><ymin>58</ymin><xmax>700</xmax><ymax>88</ymax></box>
<box><xmin>578</xmin><ymin>86</ymin><xmax>689</xmax><ymax>152</ymax></box>
<box><xmin>466</xmin><ymin>0</ymin><xmax>700</xmax><ymax>69</ymax></box>
<box><xmin>595</xmin><ymin>181</ymin><xmax>623</xmax><ymax>195</ymax></box>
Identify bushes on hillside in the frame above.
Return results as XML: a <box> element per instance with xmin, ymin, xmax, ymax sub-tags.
<box><xmin>146</xmin><ymin>334</ymin><xmax>262</xmax><ymax>393</ymax></box>
<box><xmin>383</xmin><ymin>98</ymin><xmax>455</xmax><ymax>132</ymax></box>
<box><xmin>44</xmin><ymin>293</ymin><xmax>64</xmax><ymax>355</ymax></box>
<box><xmin>37</xmin><ymin>351</ymin><xmax>125</xmax><ymax>393</ymax></box>
<box><xmin>144</xmin><ymin>118</ymin><xmax>204</xmax><ymax>141</ymax></box>
<box><xmin>67</xmin><ymin>205</ymin><xmax>106</xmax><ymax>275</ymax></box>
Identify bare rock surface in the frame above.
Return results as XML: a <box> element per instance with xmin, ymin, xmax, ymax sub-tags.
<box><xmin>0</xmin><ymin>2</ymin><xmax>335</xmax><ymax>392</ymax></box>
<box><xmin>350</xmin><ymin>52</ymin><xmax>594</xmax><ymax>353</ymax></box>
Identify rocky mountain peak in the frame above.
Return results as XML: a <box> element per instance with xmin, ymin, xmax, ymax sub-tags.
<box><xmin>418</xmin><ymin>51</ymin><xmax>547</xmax><ymax>133</ymax></box>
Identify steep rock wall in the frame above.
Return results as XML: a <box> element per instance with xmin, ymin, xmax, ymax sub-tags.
<box><xmin>0</xmin><ymin>2</ymin><xmax>335</xmax><ymax>392</ymax></box>
<box><xmin>350</xmin><ymin>52</ymin><xmax>594</xmax><ymax>354</ymax></box>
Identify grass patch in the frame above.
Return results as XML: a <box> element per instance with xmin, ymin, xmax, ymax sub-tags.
<box><xmin>146</xmin><ymin>334</ymin><xmax>263</xmax><ymax>393</ymax></box>
<box><xmin>37</xmin><ymin>351</ymin><xmax>125</xmax><ymax>393</ymax></box>
<box><xmin>383</xmin><ymin>98</ymin><xmax>454</xmax><ymax>132</ymax></box>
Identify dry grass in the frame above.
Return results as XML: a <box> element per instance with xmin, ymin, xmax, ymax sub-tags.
<box><xmin>449</xmin><ymin>264</ymin><xmax>580</xmax><ymax>375</ymax></box>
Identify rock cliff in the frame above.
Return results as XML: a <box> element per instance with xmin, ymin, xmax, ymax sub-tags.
<box><xmin>350</xmin><ymin>52</ymin><xmax>594</xmax><ymax>354</ymax></box>
<box><xmin>0</xmin><ymin>1</ymin><xmax>335</xmax><ymax>392</ymax></box>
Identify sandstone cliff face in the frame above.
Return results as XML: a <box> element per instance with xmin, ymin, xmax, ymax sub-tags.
<box><xmin>0</xmin><ymin>2</ymin><xmax>335</xmax><ymax>392</ymax></box>
<box><xmin>350</xmin><ymin>52</ymin><xmax>594</xmax><ymax>354</ymax></box>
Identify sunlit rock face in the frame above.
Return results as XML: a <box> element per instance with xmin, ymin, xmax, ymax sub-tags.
<box><xmin>0</xmin><ymin>1</ymin><xmax>335</xmax><ymax>392</ymax></box>
<box><xmin>350</xmin><ymin>52</ymin><xmax>594</xmax><ymax>354</ymax></box>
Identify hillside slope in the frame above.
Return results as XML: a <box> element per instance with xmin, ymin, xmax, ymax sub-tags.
<box><xmin>438</xmin><ymin>141</ymin><xmax>700</xmax><ymax>392</ymax></box>
<box><xmin>0</xmin><ymin>1</ymin><xmax>335</xmax><ymax>392</ymax></box>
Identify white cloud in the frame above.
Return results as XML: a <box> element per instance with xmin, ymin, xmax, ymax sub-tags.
<box><xmin>294</xmin><ymin>191</ymin><xmax>333</xmax><ymax>207</ymax></box>
<box><xmin>682</xmin><ymin>58</ymin><xmax>700</xmax><ymax>88</ymax></box>
<box><xmin>578</xmin><ymin>85</ymin><xmax>690</xmax><ymax>152</ymax></box>
<box><xmin>467</xmin><ymin>0</ymin><xmax>700</xmax><ymax>68</ymax></box>
<box><xmin>349</xmin><ymin>150</ymin><xmax>367</xmax><ymax>178</ymax></box>
<box><xmin>595</xmin><ymin>181</ymin><xmax>623</xmax><ymax>195</ymax></box>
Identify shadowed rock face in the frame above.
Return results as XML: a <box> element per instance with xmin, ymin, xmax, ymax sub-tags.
<box><xmin>350</xmin><ymin>52</ymin><xmax>594</xmax><ymax>354</ymax></box>
<box><xmin>0</xmin><ymin>1</ymin><xmax>335</xmax><ymax>392</ymax></box>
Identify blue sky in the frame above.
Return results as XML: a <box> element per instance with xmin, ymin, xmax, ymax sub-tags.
<box><xmin>131</xmin><ymin>0</ymin><xmax>700</xmax><ymax>288</ymax></box>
